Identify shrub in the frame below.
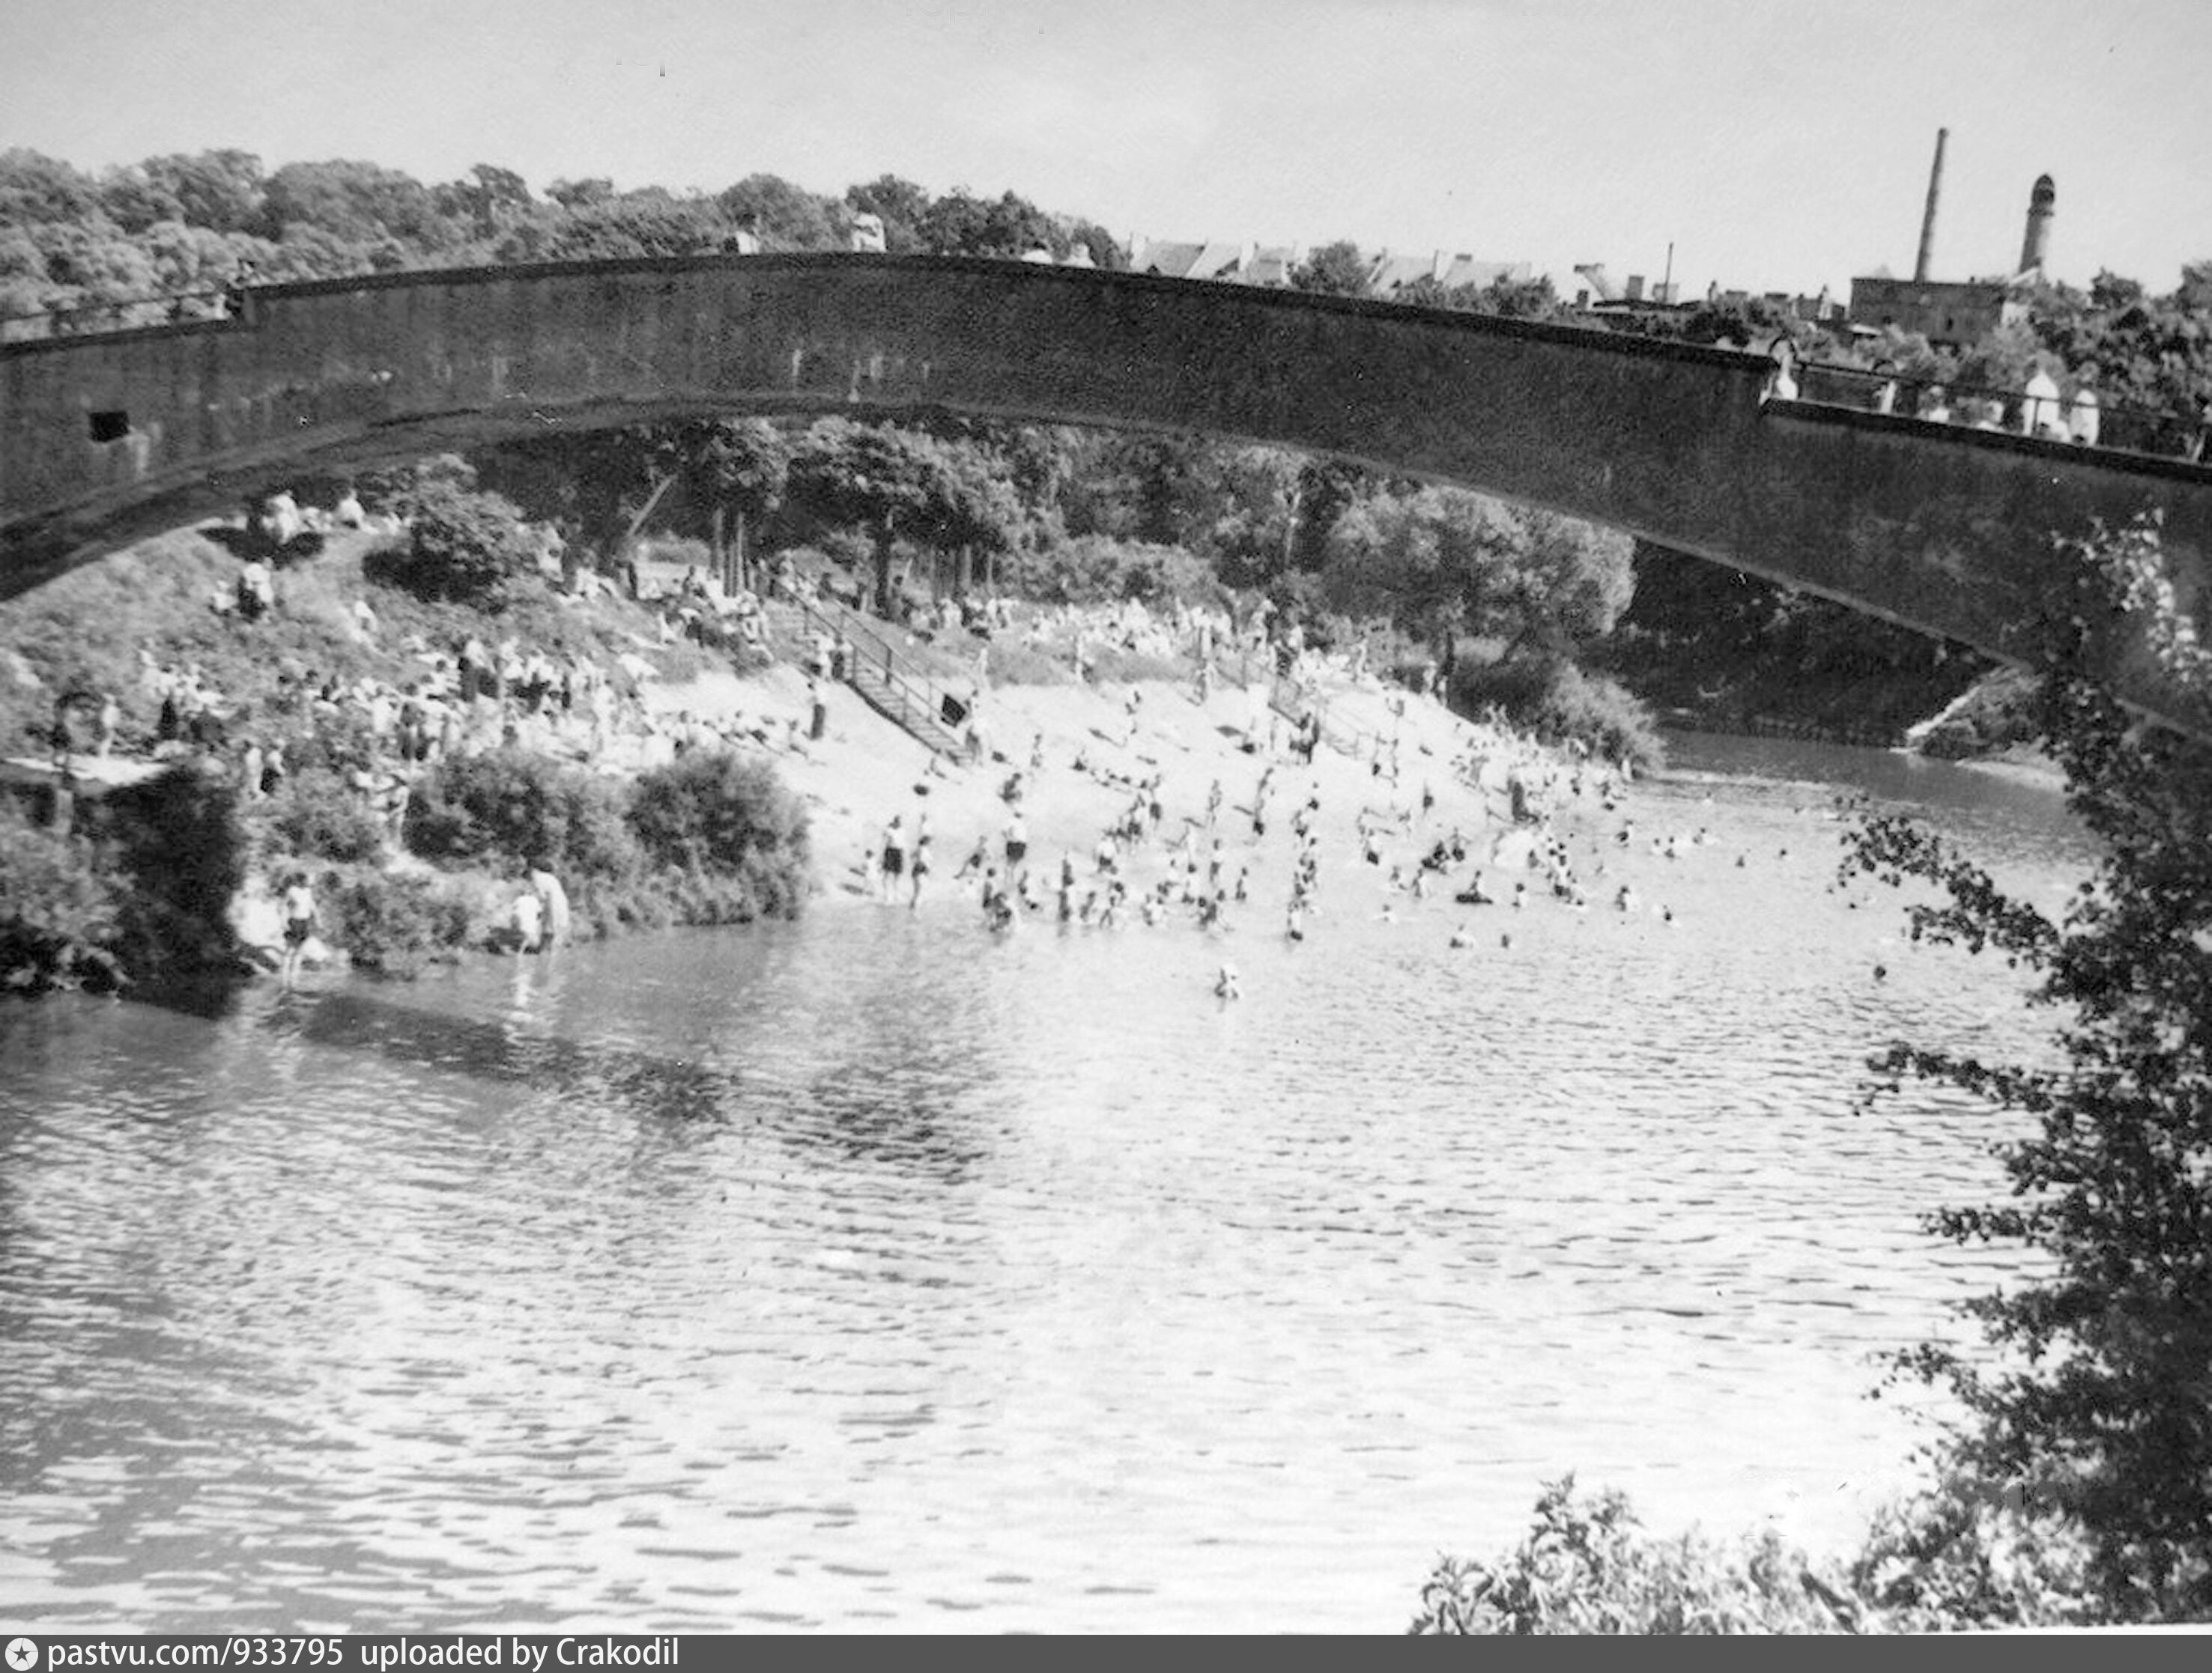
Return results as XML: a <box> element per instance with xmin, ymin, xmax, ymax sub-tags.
<box><xmin>315</xmin><ymin>866</ymin><xmax>473</xmax><ymax>977</ymax></box>
<box><xmin>1454</xmin><ymin>656</ymin><xmax>1665</xmax><ymax>773</ymax></box>
<box><xmin>368</xmin><ymin>484</ymin><xmax>541</xmax><ymax>609</ymax></box>
<box><xmin>628</xmin><ymin>752</ymin><xmax>810</xmax><ymax>918</ymax></box>
<box><xmin>0</xmin><ymin>796</ymin><xmax>127</xmax><ymax>995</ymax></box>
<box><xmin>1408</xmin><ymin>1478</ymin><xmax>1841</xmax><ymax>1635</ymax></box>
<box><xmin>354</xmin><ymin>453</ymin><xmax>479</xmax><ymax>517</ymax></box>
<box><xmin>405</xmin><ymin>747</ymin><xmax>642</xmax><ymax>885</ymax></box>
<box><xmin>1006</xmin><ymin>535</ymin><xmax>1228</xmax><ymax>609</ymax></box>
<box><xmin>97</xmin><ymin>760</ymin><xmax>248</xmax><ymax>981</ymax></box>
<box><xmin>1846</xmin><ymin>1477</ymin><xmax>2098</xmax><ymax>1630</ymax></box>
<box><xmin>261</xmin><ymin>765</ymin><xmax>389</xmax><ymax>864</ymax></box>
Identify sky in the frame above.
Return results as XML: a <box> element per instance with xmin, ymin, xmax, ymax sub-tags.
<box><xmin>7</xmin><ymin>0</ymin><xmax>2211</xmax><ymax>300</ymax></box>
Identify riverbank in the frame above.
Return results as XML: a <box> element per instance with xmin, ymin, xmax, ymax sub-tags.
<box><xmin>3</xmin><ymin>515</ymin><xmax>1590</xmax><ymax>995</ymax></box>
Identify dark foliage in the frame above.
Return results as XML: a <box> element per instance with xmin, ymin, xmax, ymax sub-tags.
<box><xmin>404</xmin><ymin>747</ymin><xmax>642</xmax><ymax>885</ymax></box>
<box><xmin>627</xmin><ymin>752</ymin><xmax>810</xmax><ymax>920</ymax></box>
<box><xmin>1840</xmin><ymin>517</ymin><xmax>2212</xmax><ymax>1620</ymax></box>
<box><xmin>369</xmin><ymin>484</ymin><xmax>542</xmax><ymax>608</ymax></box>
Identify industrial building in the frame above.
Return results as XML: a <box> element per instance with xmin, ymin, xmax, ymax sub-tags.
<box><xmin>1846</xmin><ymin>130</ymin><xmax>2053</xmax><ymax>347</ymax></box>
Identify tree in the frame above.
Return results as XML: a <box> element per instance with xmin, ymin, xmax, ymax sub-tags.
<box><xmin>259</xmin><ymin>159</ymin><xmax>448</xmax><ymax>248</ymax></box>
<box><xmin>1291</xmin><ymin>239</ymin><xmax>1370</xmax><ymax>297</ymax></box>
<box><xmin>378</xmin><ymin>484</ymin><xmax>542</xmax><ymax>607</ymax></box>
<box><xmin>1473</xmin><ymin>272</ymin><xmax>1565</xmax><ymax>321</ymax></box>
<box><xmin>1322</xmin><ymin>485</ymin><xmax>1633</xmax><ymax>661</ymax></box>
<box><xmin>139</xmin><ymin>150</ymin><xmax>264</xmax><ymax>234</ymax></box>
<box><xmin>843</xmin><ymin>174</ymin><xmax>931</xmax><ymax>254</ymax></box>
<box><xmin>788</xmin><ymin>419</ymin><xmax>971</xmax><ymax>616</ymax></box>
<box><xmin>545</xmin><ymin>177</ymin><xmax>616</xmax><ymax>211</ymax></box>
<box><xmin>715</xmin><ymin>173</ymin><xmax>839</xmax><ymax>250</ymax></box>
<box><xmin>494</xmin><ymin>199</ymin><xmax>733</xmax><ymax>264</ymax></box>
<box><xmin>977</xmin><ymin>190</ymin><xmax>1063</xmax><ymax>260</ymax></box>
<box><xmin>97</xmin><ymin>166</ymin><xmax>184</xmax><ymax>236</ymax></box>
<box><xmin>1201</xmin><ymin>446</ymin><xmax>1308</xmax><ymax>589</ymax></box>
<box><xmin>1843</xmin><ymin>514</ymin><xmax>2212</xmax><ymax>1620</ymax></box>
<box><xmin>1065</xmin><ymin>219</ymin><xmax>1124</xmax><ymax>270</ymax></box>
<box><xmin>0</xmin><ymin>148</ymin><xmax>102</xmax><ymax>228</ymax></box>
<box><xmin>918</xmin><ymin>188</ymin><xmax>1069</xmax><ymax>261</ymax></box>
<box><xmin>436</xmin><ymin>163</ymin><xmax>533</xmax><ymax>240</ymax></box>
<box><xmin>650</xmin><ymin>418</ymin><xmax>791</xmax><ymax>589</ymax></box>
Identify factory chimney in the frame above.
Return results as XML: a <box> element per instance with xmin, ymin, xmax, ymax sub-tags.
<box><xmin>1913</xmin><ymin>127</ymin><xmax>1948</xmax><ymax>283</ymax></box>
<box><xmin>2019</xmin><ymin>173</ymin><xmax>2055</xmax><ymax>276</ymax></box>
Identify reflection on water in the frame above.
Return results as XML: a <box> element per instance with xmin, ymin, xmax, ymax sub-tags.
<box><xmin>0</xmin><ymin>735</ymin><xmax>2086</xmax><ymax>1631</ymax></box>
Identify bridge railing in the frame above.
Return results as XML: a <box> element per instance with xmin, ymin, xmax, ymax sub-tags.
<box><xmin>1784</xmin><ymin>355</ymin><xmax>2206</xmax><ymax>461</ymax></box>
<box><xmin>1</xmin><ymin>285</ymin><xmax>243</xmax><ymax>341</ymax></box>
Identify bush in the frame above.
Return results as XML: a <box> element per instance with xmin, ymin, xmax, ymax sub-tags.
<box><xmin>354</xmin><ymin>453</ymin><xmax>478</xmax><ymax>517</ymax></box>
<box><xmin>368</xmin><ymin>484</ymin><xmax>542</xmax><ymax>609</ymax></box>
<box><xmin>97</xmin><ymin>760</ymin><xmax>248</xmax><ymax>981</ymax></box>
<box><xmin>1408</xmin><ymin>1478</ymin><xmax>1841</xmax><ymax>1634</ymax></box>
<box><xmin>0</xmin><ymin>795</ymin><xmax>127</xmax><ymax>995</ymax></box>
<box><xmin>261</xmin><ymin>765</ymin><xmax>389</xmax><ymax>864</ymax></box>
<box><xmin>405</xmin><ymin>747</ymin><xmax>642</xmax><ymax>885</ymax></box>
<box><xmin>1453</xmin><ymin>656</ymin><xmax>1665</xmax><ymax>772</ymax></box>
<box><xmin>628</xmin><ymin>752</ymin><xmax>810</xmax><ymax>919</ymax></box>
<box><xmin>315</xmin><ymin>866</ymin><xmax>473</xmax><ymax>977</ymax></box>
<box><xmin>1006</xmin><ymin>535</ymin><xmax>1228</xmax><ymax>609</ymax></box>
<box><xmin>1846</xmin><ymin>1478</ymin><xmax>2098</xmax><ymax>1630</ymax></box>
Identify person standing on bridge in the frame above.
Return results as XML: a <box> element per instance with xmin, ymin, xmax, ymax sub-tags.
<box><xmin>2021</xmin><ymin>368</ymin><xmax>2064</xmax><ymax>439</ymax></box>
<box><xmin>2067</xmin><ymin>386</ymin><xmax>2102</xmax><ymax>447</ymax></box>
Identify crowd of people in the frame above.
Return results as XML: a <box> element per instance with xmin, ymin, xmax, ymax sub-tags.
<box><xmin>857</xmin><ymin>639</ymin><xmax>1674</xmax><ymax>1006</ymax></box>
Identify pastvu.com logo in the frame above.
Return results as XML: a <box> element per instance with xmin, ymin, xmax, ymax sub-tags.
<box><xmin>6</xmin><ymin>1639</ymin><xmax>38</xmax><ymax>1672</ymax></box>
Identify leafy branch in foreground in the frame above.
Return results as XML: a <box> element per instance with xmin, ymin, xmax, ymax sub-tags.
<box><xmin>1839</xmin><ymin>513</ymin><xmax>2212</xmax><ymax>1621</ymax></box>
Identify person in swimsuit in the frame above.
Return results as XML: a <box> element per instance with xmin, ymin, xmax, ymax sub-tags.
<box><xmin>908</xmin><ymin>810</ymin><xmax>932</xmax><ymax>910</ymax></box>
<box><xmin>879</xmin><ymin>814</ymin><xmax>906</xmax><ymax>905</ymax></box>
<box><xmin>279</xmin><ymin>872</ymin><xmax>318</xmax><ymax>989</ymax></box>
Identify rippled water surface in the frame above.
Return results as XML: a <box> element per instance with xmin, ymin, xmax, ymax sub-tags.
<box><xmin>0</xmin><ymin>735</ymin><xmax>2092</xmax><ymax>1631</ymax></box>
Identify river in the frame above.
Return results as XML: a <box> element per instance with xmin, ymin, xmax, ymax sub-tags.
<box><xmin>0</xmin><ymin>732</ymin><xmax>2093</xmax><ymax>1632</ymax></box>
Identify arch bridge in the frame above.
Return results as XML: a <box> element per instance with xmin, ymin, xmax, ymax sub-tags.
<box><xmin>3</xmin><ymin>252</ymin><xmax>2208</xmax><ymax>734</ymax></box>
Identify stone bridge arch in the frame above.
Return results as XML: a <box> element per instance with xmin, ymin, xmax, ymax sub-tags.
<box><xmin>4</xmin><ymin>252</ymin><xmax>2208</xmax><ymax>732</ymax></box>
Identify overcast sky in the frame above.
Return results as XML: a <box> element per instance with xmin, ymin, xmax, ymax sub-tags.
<box><xmin>7</xmin><ymin>0</ymin><xmax>2208</xmax><ymax>298</ymax></box>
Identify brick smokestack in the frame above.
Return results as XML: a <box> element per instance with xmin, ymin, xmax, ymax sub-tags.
<box><xmin>1913</xmin><ymin>127</ymin><xmax>1948</xmax><ymax>283</ymax></box>
<box><xmin>2019</xmin><ymin>173</ymin><xmax>2055</xmax><ymax>276</ymax></box>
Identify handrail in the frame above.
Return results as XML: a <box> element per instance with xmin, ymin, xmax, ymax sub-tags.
<box><xmin>1268</xmin><ymin>670</ymin><xmax>1384</xmax><ymax>762</ymax></box>
<box><xmin>781</xmin><ymin>589</ymin><xmax>965</xmax><ymax>753</ymax></box>
<box><xmin>1</xmin><ymin>284</ymin><xmax>240</xmax><ymax>335</ymax></box>
<box><xmin>1781</xmin><ymin>353</ymin><xmax>2205</xmax><ymax>460</ymax></box>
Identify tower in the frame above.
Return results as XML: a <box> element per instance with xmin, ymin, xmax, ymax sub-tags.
<box><xmin>1914</xmin><ymin>127</ymin><xmax>1948</xmax><ymax>283</ymax></box>
<box><xmin>2019</xmin><ymin>173</ymin><xmax>2055</xmax><ymax>276</ymax></box>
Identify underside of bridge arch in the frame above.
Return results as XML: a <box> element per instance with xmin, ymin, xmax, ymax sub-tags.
<box><xmin>4</xmin><ymin>253</ymin><xmax>2208</xmax><ymax>733</ymax></box>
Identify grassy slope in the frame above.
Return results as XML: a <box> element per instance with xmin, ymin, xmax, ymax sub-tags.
<box><xmin>1</xmin><ymin>522</ymin><xmax>715</xmax><ymax>765</ymax></box>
